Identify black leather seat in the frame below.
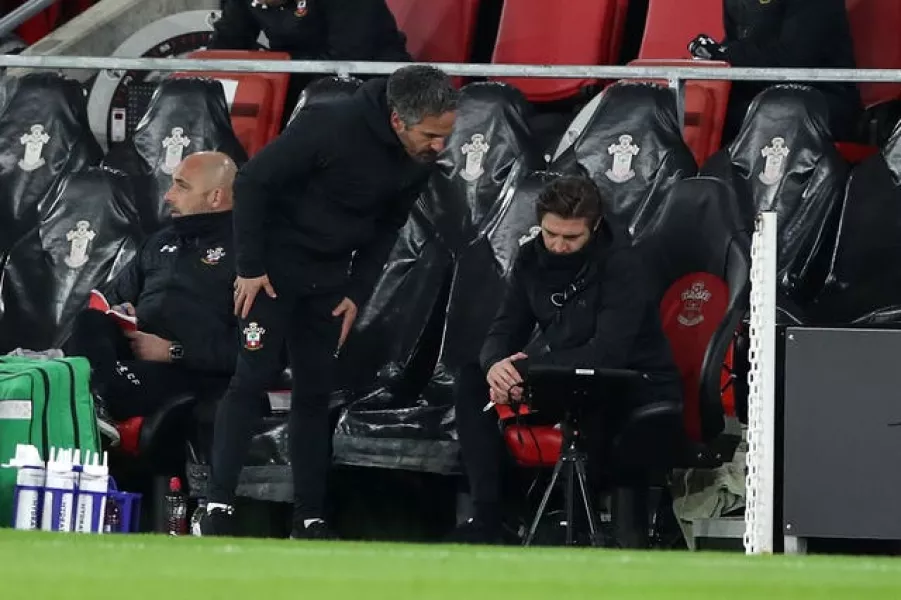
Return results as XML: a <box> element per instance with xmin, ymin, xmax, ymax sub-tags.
<box><xmin>701</xmin><ymin>84</ymin><xmax>848</xmax><ymax>310</ymax></box>
<box><xmin>104</xmin><ymin>77</ymin><xmax>248</xmax><ymax>234</ymax></box>
<box><xmin>629</xmin><ymin>176</ymin><xmax>751</xmax><ymax>467</ymax></box>
<box><xmin>0</xmin><ymin>72</ymin><xmax>103</xmax><ymax>257</ymax></box>
<box><xmin>0</xmin><ymin>166</ymin><xmax>142</xmax><ymax>352</ymax></box>
<box><xmin>287</xmin><ymin>75</ymin><xmax>363</xmax><ymax>126</ymax></box>
<box><xmin>810</xmin><ymin>120</ymin><xmax>901</xmax><ymax>325</ymax></box>
<box><xmin>332</xmin><ymin>83</ymin><xmax>545</xmax><ymax>474</ymax></box>
<box><xmin>552</xmin><ymin>82</ymin><xmax>698</xmax><ymax>239</ymax></box>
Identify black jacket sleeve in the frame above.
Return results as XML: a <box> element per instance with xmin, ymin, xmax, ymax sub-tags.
<box><xmin>101</xmin><ymin>244</ymin><xmax>145</xmax><ymax>306</ymax></box>
<box><xmin>233</xmin><ymin>108</ymin><xmax>328</xmax><ymax>278</ymax></box>
<box><xmin>722</xmin><ymin>0</ymin><xmax>838</xmax><ymax>68</ymax></box>
<box><xmin>536</xmin><ymin>249</ymin><xmax>647</xmax><ymax>370</ymax></box>
<box><xmin>346</xmin><ymin>184</ymin><xmax>420</xmax><ymax>307</ymax></box>
<box><xmin>321</xmin><ymin>0</ymin><xmax>411</xmax><ymax>60</ymax></box>
<box><xmin>209</xmin><ymin>0</ymin><xmax>261</xmax><ymax>50</ymax></box>
<box><xmin>179</xmin><ymin>319</ymin><xmax>239</xmax><ymax>374</ymax></box>
<box><xmin>479</xmin><ymin>260</ymin><xmax>537</xmax><ymax>373</ymax></box>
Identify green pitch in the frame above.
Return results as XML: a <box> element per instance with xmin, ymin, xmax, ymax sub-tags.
<box><xmin>2</xmin><ymin>529</ymin><xmax>900</xmax><ymax>599</ymax></box>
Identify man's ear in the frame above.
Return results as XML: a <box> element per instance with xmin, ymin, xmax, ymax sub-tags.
<box><xmin>389</xmin><ymin>110</ymin><xmax>404</xmax><ymax>133</ymax></box>
<box><xmin>208</xmin><ymin>187</ymin><xmax>223</xmax><ymax>209</ymax></box>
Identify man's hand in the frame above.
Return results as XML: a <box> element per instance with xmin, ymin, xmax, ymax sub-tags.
<box><xmin>126</xmin><ymin>331</ymin><xmax>171</xmax><ymax>363</ymax></box>
<box><xmin>332</xmin><ymin>297</ymin><xmax>358</xmax><ymax>350</ymax></box>
<box><xmin>688</xmin><ymin>33</ymin><xmax>725</xmax><ymax>60</ymax></box>
<box><xmin>111</xmin><ymin>302</ymin><xmax>135</xmax><ymax>316</ymax></box>
<box><xmin>233</xmin><ymin>275</ymin><xmax>277</xmax><ymax>319</ymax></box>
<box><xmin>486</xmin><ymin>352</ymin><xmax>528</xmax><ymax>404</ymax></box>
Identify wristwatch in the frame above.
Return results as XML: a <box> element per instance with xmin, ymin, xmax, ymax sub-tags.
<box><xmin>169</xmin><ymin>342</ymin><xmax>184</xmax><ymax>363</ymax></box>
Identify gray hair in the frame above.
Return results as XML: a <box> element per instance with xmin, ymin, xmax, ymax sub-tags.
<box><xmin>386</xmin><ymin>65</ymin><xmax>459</xmax><ymax>127</ymax></box>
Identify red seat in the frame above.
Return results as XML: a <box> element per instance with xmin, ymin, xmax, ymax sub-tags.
<box><xmin>14</xmin><ymin>0</ymin><xmax>61</xmax><ymax>45</ymax></box>
<box><xmin>845</xmin><ymin>0</ymin><xmax>901</xmax><ymax>108</ymax></box>
<box><xmin>638</xmin><ymin>0</ymin><xmax>724</xmax><ymax>60</ymax></box>
<box><xmin>385</xmin><ymin>0</ymin><xmax>480</xmax><ymax>87</ymax></box>
<box><xmin>491</xmin><ymin>0</ymin><xmax>620</xmax><ymax>103</ymax></box>
<box><xmin>835</xmin><ymin>141</ymin><xmax>879</xmax><ymax>165</ymax></box>
<box><xmin>176</xmin><ymin>50</ymin><xmax>291</xmax><ymax>156</ymax></box>
<box><xmin>626</xmin><ymin>59</ymin><xmax>731</xmax><ymax>165</ymax></box>
<box><xmin>607</xmin><ymin>0</ymin><xmax>632</xmax><ymax>68</ymax></box>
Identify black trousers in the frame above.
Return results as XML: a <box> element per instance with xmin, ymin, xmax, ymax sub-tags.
<box><xmin>66</xmin><ymin>310</ymin><xmax>198</xmax><ymax>421</ymax></box>
<box><xmin>454</xmin><ymin>362</ymin><xmax>675</xmax><ymax>524</ymax></box>
<box><xmin>207</xmin><ymin>287</ymin><xmax>343</xmax><ymax>522</ymax></box>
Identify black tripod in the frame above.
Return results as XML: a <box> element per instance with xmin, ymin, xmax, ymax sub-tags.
<box><xmin>523</xmin><ymin>405</ymin><xmax>602</xmax><ymax>547</ymax></box>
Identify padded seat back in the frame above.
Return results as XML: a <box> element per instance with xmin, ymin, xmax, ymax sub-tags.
<box><xmin>491</xmin><ymin>0</ymin><xmax>618</xmax><ymax>102</ymax></box>
<box><xmin>635</xmin><ymin>177</ymin><xmax>751</xmax><ymax>442</ymax></box>
<box><xmin>0</xmin><ymin>166</ymin><xmax>142</xmax><ymax>352</ymax></box>
<box><xmin>287</xmin><ymin>76</ymin><xmax>362</xmax><ymax>126</ymax></box>
<box><xmin>700</xmin><ymin>85</ymin><xmax>848</xmax><ymax>306</ymax></box>
<box><xmin>179</xmin><ymin>50</ymin><xmax>292</xmax><ymax>156</ymax></box>
<box><xmin>845</xmin><ymin>0</ymin><xmax>901</xmax><ymax>108</ymax></box>
<box><xmin>638</xmin><ymin>0</ymin><xmax>724</xmax><ymax>59</ymax></box>
<box><xmin>0</xmin><ymin>72</ymin><xmax>102</xmax><ymax>256</ymax></box>
<box><xmin>812</xmin><ymin>121</ymin><xmax>901</xmax><ymax>324</ymax></box>
<box><xmin>552</xmin><ymin>82</ymin><xmax>697</xmax><ymax>239</ymax></box>
<box><xmin>386</xmin><ymin>0</ymin><xmax>480</xmax><ymax>87</ymax></box>
<box><xmin>104</xmin><ymin>78</ymin><xmax>248</xmax><ymax>234</ymax></box>
<box><xmin>625</xmin><ymin>59</ymin><xmax>732</xmax><ymax>165</ymax></box>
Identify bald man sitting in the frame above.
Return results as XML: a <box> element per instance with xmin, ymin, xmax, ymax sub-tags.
<box><xmin>67</xmin><ymin>152</ymin><xmax>240</xmax><ymax>424</ymax></box>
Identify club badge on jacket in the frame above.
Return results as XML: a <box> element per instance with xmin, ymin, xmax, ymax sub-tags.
<box><xmin>295</xmin><ymin>0</ymin><xmax>307</xmax><ymax>17</ymax></box>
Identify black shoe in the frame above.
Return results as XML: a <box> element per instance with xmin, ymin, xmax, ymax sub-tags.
<box><xmin>290</xmin><ymin>519</ymin><xmax>338</xmax><ymax>540</ymax></box>
<box><xmin>92</xmin><ymin>394</ymin><xmax>120</xmax><ymax>446</ymax></box>
<box><xmin>191</xmin><ymin>504</ymin><xmax>235</xmax><ymax>537</ymax></box>
<box><xmin>447</xmin><ymin>518</ymin><xmax>506</xmax><ymax>545</ymax></box>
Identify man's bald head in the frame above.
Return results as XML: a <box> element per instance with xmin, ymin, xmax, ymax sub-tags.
<box><xmin>164</xmin><ymin>151</ymin><xmax>237</xmax><ymax>217</ymax></box>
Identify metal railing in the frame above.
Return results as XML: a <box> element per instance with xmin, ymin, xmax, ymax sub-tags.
<box><xmin>1</xmin><ymin>53</ymin><xmax>901</xmax><ymax>83</ymax></box>
<box><xmin>0</xmin><ymin>0</ymin><xmax>58</xmax><ymax>39</ymax></box>
<box><xmin>2</xmin><ymin>53</ymin><xmax>899</xmax><ymax>130</ymax></box>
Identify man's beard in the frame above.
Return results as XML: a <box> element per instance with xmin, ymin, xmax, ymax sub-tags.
<box><xmin>414</xmin><ymin>149</ymin><xmax>439</xmax><ymax>163</ymax></box>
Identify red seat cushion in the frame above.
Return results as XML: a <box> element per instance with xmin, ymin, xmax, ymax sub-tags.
<box><xmin>116</xmin><ymin>416</ymin><xmax>144</xmax><ymax>457</ymax></box>
<box><xmin>503</xmin><ymin>424</ymin><xmax>562</xmax><ymax>468</ymax></box>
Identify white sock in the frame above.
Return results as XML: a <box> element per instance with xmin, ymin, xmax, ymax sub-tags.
<box><xmin>303</xmin><ymin>518</ymin><xmax>325</xmax><ymax>528</ymax></box>
<box><xmin>206</xmin><ymin>502</ymin><xmax>233</xmax><ymax>513</ymax></box>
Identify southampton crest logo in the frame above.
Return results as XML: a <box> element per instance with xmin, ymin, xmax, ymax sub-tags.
<box><xmin>64</xmin><ymin>220</ymin><xmax>96</xmax><ymax>269</ymax></box>
<box><xmin>460</xmin><ymin>133</ymin><xmax>489</xmax><ymax>182</ymax></box>
<box><xmin>243</xmin><ymin>322</ymin><xmax>266</xmax><ymax>351</ymax></box>
<box><xmin>759</xmin><ymin>136</ymin><xmax>789</xmax><ymax>185</ymax></box>
<box><xmin>202</xmin><ymin>247</ymin><xmax>226</xmax><ymax>266</ymax></box>
<box><xmin>606</xmin><ymin>134</ymin><xmax>640</xmax><ymax>183</ymax></box>
<box><xmin>161</xmin><ymin>127</ymin><xmax>190</xmax><ymax>175</ymax></box>
<box><xmin>677</xmin><ymin>281</ymin><xmax>712</xmax><ymax>327</ymax></box>
<box><xmin>19</xmin><ymin>124</ymin><xmax>50</xmax><ymax>172</ymax></box>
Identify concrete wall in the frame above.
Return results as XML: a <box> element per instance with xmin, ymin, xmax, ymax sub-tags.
<box><xmin>12</xmin><ymin>0</ymin><xmax>218</xmax><ymax>80</ymax></box>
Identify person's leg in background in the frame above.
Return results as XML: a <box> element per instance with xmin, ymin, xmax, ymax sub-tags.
<box><xmin>65</xmin><ymin>309</ymin><xmax>132</xmax><ymax>398</ymax></box>
<box><xmin>284</xmin><ymin>290</ymin><xmax>343</xmax><ymax>539</ymax></box>
<box><xmin>450</xmin><ymin>362</ymin><xmax>508</xmax><ymax>543</ymax></box>
<box><xmin>200</xmin><ymin>292</ymin><xmax>292</xmax><ymax>536</ymax></box>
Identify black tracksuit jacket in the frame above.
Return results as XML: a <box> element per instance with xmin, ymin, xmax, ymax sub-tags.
<box><xmin>102</xmin><ymin>211</ymin><xmax>238</xmax><ymax>374</ymax></box>
<box><xmin>210</xmin><ymin>0</ymin><xmax>411</xmax><ymax>62</ymax></box>
<box><xmin>231</xmin><ymin>77</ymin><xmax>432</xmax><ymax>306</ymax></box>
<box><xmin>480</xmin><ymin>222</ymin><xmax>681</xmax><ymax>397</ymax></box>
<box><xmin>722</xmin><ymin>0</ymin><xmax>861</xmax><ymax>130</ymax></box>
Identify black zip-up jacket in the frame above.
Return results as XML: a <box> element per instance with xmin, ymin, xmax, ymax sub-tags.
<box><xmin>232</xmin><ymin>77</ymin><xmax>432</xmax><ymax>305</ymax></box>
<box><xmin>102</xmin><ymin>211</ymin><xmax>238</xmax><ymax>374</ymax></box>
<box><xmin>722</xmin><ymin>0</ymin><xmax>861</xmax><ymax>125</ymax></box>
<box><xmin>480</xmin><ymin>222</ymin><xmax>681</xmax><ymax>395</ymax></box>
<box><xmin>210</xmin><ymin>0</ymin><xmax>411</xmax><ymax>62</ymax></box>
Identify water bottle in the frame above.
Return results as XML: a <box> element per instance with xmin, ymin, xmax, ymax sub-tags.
<box><xmin>165</xmin><ymin>477</ymin><xmax>187</xmax><ymax>536</ymax></box>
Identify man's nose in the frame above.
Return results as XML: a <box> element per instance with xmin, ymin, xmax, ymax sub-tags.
<box><xmin>430</xmin><ymin>137</ymin><xmax>446</xmax><ymax>153</ymax></box>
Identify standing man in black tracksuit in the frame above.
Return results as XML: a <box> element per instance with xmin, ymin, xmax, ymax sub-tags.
<box><xmin>451</xmin><ymin>176</ymin><xmax>683</xmax><ymax>546</ymax></box>
<box><xmin>196</xmin><ymin>65</ymin><xmax>458</xmax><ymax>539</ymax></box>
<box><xmin>210</xmin><ymin>0</ymin><xmax>412</xmax><ymax>117</ymax></box>
<box><xmin>689</xmin><ymin>0</ymin><xmax>862</xmax><ymax>141</ymax></box>
<box><xmin>67</xmin><ymin>152</ymin><xmax>239</xmax><ymax>423</ymax></box>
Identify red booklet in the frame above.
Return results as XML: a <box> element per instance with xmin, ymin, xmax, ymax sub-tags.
<box><xmin>88</xmin><ymin>289</ymin><xmax>138</xmax><ymax>332</ymax></box>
